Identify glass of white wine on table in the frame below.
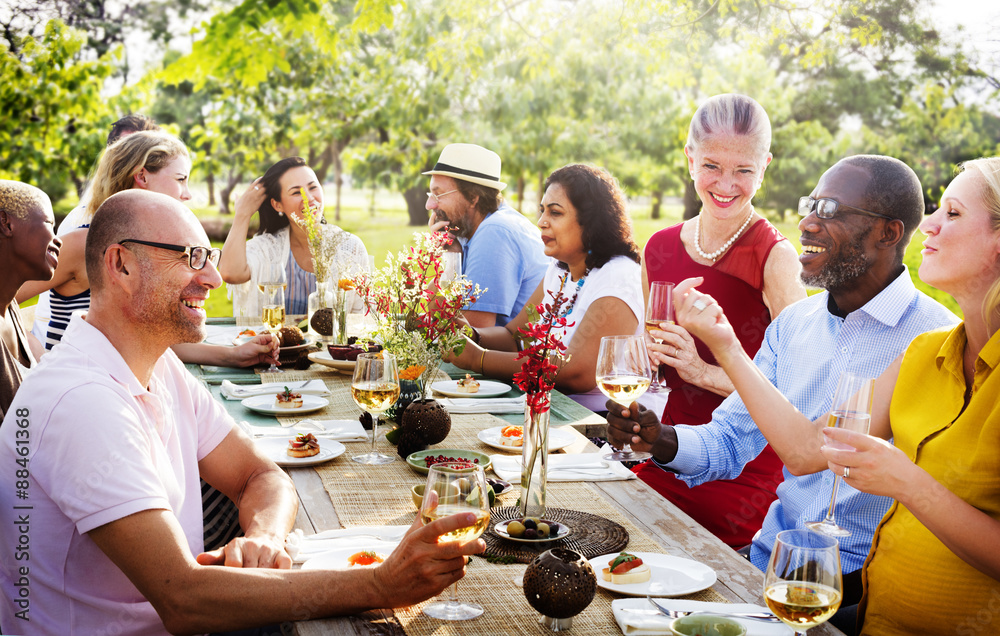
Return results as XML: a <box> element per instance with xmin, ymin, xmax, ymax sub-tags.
<box><xmin>807</xmin><ymin>372</ymin><xmax>875</xmax><ymax>536</ymax></box>
<box><xmin>350</xmin><ymin>352</ymin><xmax>400</xmax><ymax>465</ymax></box>
<box><xmin>259</xmin><ymin>262</ymin><xmax>287</xmax><ymax>373</ymax></box>
<box><xmin>644</xmin><ymin>281</ymin><xmax>674</xmax><ymax>394</ymax></box>
<box><xmin>597</xmin><ymin>334</ymin><xmax>653</xmax><ymax>462</ymax></box>
<box><xmin>419</xmin><ymin>462</ymin><xmax>491</xmax><ymax>620</ymax></box>
<box><xmin>764</xmin><ymin>529</ymin><xmax>843</xmax><ymax>635</ymax></box>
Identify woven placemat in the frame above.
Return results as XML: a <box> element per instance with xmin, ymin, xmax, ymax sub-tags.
<box><xmin>484</xmin><ymin>506</ymin><xmax>629</xmax><ymax>563</ymax></box>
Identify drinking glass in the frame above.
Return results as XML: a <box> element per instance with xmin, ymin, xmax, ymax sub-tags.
<box><xmin>764</xmin><ymin>529</ymin><xmax>843</xmax><ymax>635</ymax></box>
<box><xmin>441</xmin><ymin>252</ymin><xmax>463</xmax><ymax>283</ymax></box>
<box><xmin>806</xmin><ymin>372</ymin><xmax>875</xmax><ymax>536</ymax></box>
<box><xmin>644</xmin><ymin>281</ymin><xmax>674</xmax><ymax>394</ymax></box>
<box><xmin>259</xmin><ymin>262</ymin><xmax>287</xmax><ymax>373</ymax></box>
<box><xmin>350</xmin><ymin>352</ymin><xmax>400</xmax><ymax>464</ymax></box>
<box><xmin>419</xmin><ymin>462</ymin><xmax>491</xmax><ymax>620</ymax></box>
<box><xmin>596</xmin><ymin>335</ymin><xmax>653</xmax><ymax>462</ymax></box>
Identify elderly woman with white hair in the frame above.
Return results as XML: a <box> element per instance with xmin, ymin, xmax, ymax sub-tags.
<box><xmin>633</xmin><ymin>93</ymin><xmax>807</xmax><ymax>548</ymax></box>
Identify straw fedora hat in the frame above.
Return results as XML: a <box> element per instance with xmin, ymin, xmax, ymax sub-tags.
<box><xmin>423</xmin><ymin>143</ymin><xmax>507</xmax><ymax>191</ymax></box>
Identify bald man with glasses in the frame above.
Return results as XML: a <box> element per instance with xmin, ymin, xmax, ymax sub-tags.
<box><xmin>0</xmin><ymin>190</ymin><xmax>485</xmax><ymax>634</ymax></box>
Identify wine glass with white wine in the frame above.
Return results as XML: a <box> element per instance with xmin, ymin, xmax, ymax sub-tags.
<box><xmin>764</xmin><ymin>529</ymin><xmax>843</xmax><ymax>635</ymax></box>
<box><xmin>644</xmin><ymin>281</ymin><xmax>674</xmax><ymax>394</ymax></box>
<box><xmin>806</xmin><ymin>372</ymin><xmax>875</xmax><ymax>536</ymax></box>
<box><xmin>350</xmin><ymin>352</ymin><xmax>400</xmax><ymax>465</ymax></box>
<box><xmin>596</xmin><ymin>334</ymin><xmax>653</xmax><ymax>462</ymax></box>
<box><xmin>259</xmin><ymin>262</ymin><xmax>287</xmax><ymax>373</ymax></box>
<box><xmin>420</xmin><ymin>462</ymin><xmax>491</xmax><ymax>620</ymax></box>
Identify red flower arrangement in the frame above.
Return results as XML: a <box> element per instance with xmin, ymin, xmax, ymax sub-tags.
<box><xmin>513</xmin><ymin>273</ymin><xmax>577</xmax><ymax>415</ymax></box>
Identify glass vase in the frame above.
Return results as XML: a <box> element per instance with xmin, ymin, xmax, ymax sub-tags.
<box><xmin>307</xmin><ymin>280</ymin><xmax>336</xmax><ymax>345</ymax></box>
<box><xmin>335</xmin><ymin>288</ymin><xmax>348</xmax><ymax>344</ymax></box>
<box><xmin>519</xmin><ymin>396</ymin><xmax>550</xmax><ymax>519</ymax></box>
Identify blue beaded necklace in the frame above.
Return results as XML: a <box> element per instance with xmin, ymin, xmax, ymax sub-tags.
<box><xmin>558</xmin><ymin>270</ymin><xmax>589</xmax><ymax>318</ymax></box>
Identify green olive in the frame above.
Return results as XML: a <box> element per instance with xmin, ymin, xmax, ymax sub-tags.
<box><xmin>536</xmin><ymin>522</ymin><xmax>550</xmax><ymax>538</ymax></box>
<box><xmin>507</xmin><ymin>520</ymin><xmax>526</xmax><ymax>537</ymax></box>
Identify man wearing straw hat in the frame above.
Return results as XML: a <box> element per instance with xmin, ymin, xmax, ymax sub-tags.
<box><xmin>426</xmin><ymin>143</ymin><xmax>548</xmax><ymax>328</ymax></box>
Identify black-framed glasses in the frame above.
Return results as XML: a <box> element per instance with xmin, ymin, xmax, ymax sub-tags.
<box><xmin>798</xmin><ymin>196</ymin><xmax>895</xmax><ymax>221</ymax></box>
<box><xmin>116</xmin><ymin>239</ymin><xmax>221</xmax><ymax>270</ymax></box>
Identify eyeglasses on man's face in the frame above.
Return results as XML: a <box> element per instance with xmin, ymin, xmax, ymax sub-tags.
<box><xmin>426</xmin><ymin>189</ymin><xmax>458</xmax><ymax>205</ymax></box>
<box><xmin>116</xmin><ymin>239</ymin><xmax>222</xmax><ymax>270</ymax></box>
<box><xmin>798</xmin><ymin>196</ymin><xmax>895</xmax><ymax>221</ymax></box>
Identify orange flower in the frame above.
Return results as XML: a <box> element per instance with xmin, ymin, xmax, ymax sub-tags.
<box><xmin>399</xmin><ymin>365</ymin><xmax>427</xmax><ymax>380</ymax></box>
<box><xmin>338</xmin><ymin>278</ymin><xmax>356</xmax><ymax>290</ymax></box>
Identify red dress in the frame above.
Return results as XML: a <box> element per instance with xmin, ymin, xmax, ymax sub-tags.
<box><xmin>635</xmin><ymin>218</ymin><xmax>787</xmax><ymax>548</ymax></box>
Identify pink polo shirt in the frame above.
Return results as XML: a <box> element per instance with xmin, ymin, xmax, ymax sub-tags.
<box><xmin>0</xmin><ymin>314</ymin><xmax>232</xmax><ymax>634</ymax></box>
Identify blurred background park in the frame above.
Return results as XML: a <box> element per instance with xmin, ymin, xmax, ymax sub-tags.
<box><xmin>3</xmin><ymin>0</ymin><xmax>998</xmax><ymax>317</ymax></box>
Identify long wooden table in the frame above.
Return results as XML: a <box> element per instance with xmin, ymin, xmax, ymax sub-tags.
<box><xmin>193</xmin><ymin>319</ymin><xmax>840</xmax><ymax>635</ymax></box>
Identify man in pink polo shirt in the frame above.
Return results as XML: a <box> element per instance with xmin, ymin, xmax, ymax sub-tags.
<box><xmin>0</xmin><ymin>190</ymin><xmax>484</xmax><ymax>634</ymax></box>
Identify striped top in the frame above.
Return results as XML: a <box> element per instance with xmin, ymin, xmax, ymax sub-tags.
<box><xmin>45</xmin><ymin>288</ymin><xmax>91</xmax><ymax>350</ymax></box>
<box><xmin>285</xmin><ymin>247</ymin><xmax>314</xmax><ymax>315</ymax></box>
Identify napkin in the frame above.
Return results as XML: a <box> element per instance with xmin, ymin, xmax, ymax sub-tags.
<box><xmin>436</xmin><ymin>395</ymin><xmax>526</xmax><ymax>414</ymax></box>
<box><xmin>285</xmin><ymin>526</ymin><xmax>409</xmax><ymax>563</ymax></box>
<box><xmin>221</xmin><ymin>379</ymin><xmax>330</xmax><ymax>400</ymax></box>
<box><xmin>490</xmin><ymin>446</ymin><xmax>637</xmax><ymax>482</ymax></box>
<box><xmin>240</xmin><ymin>419</ymin><xmax>367</xmax><ymax>442</ymax></box>
<box><xmin>611</xmin><ymin>598</ymin><xmax>792</xmax><ymax>636</ymax></box>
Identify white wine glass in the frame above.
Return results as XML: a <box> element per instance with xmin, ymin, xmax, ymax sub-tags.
<box><xmin>597</xmin><ymin>335</ymin><xmax>653</xmax><ymax>462</ymax></box>
<box><xmin>420</xmin><ymin>462</ymin><xmax>490</xmax><ymax>620</ymax></box>
<box><xmin>644</xmin><ymin>281</ymin><xmax>674</xmax><ymax>394</ymax></box>
<box><xmin>350</xmin><ymin>352</ymin><xmax>400</xmax><ymax>465</ymax></box>
<box><xmin>806</xmin><ymin>372</ymin><xmax>875</xmax><ymax>536</ymax></box>
<box><xmin>259</xmin><ymin>262</ymin><xmax>287</xmax><ymax>373</ymax></box>
<box><xmin>764</xmin><ymin>529</ymin><xmax>843</xmax><ymax>635</ymax></box>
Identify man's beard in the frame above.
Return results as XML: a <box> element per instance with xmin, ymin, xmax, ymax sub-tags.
<box><xmin>801</xmin><ymin>226</ymin><xmax>874</xmax><ymax>291</ymax></box>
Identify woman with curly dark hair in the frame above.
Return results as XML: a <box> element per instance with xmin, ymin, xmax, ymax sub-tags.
<box><xmin>447</xmin><ymin>163</ymin><xmax>642</xmax><ymax>410</ymax></box>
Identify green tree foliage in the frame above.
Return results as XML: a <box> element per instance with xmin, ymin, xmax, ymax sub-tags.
<box><xmin>0</xmin><ymin>19</ymin><xmax>126</xmax><ymax>200</ymax></box>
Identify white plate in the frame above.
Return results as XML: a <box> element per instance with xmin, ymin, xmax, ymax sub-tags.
<box><xmin>253</xmin><ymin>436</ymin><xmax>345</xmax><ymax>467</ymax></box>
<box><xmin>241</xmin><ymin>394</ymin><xmax>330</xmax><ymax>415</ymax></box>
<box><xmin>478</xmin><ymin>426</ymin><xmax>576</xmax><ymax>453</ymax></box>
<box><xmin>204</xmin><ymin>329</ymin><xmax>246</xmax><ymax>345</ymax></box>
<box><xmin>432</xmin><ymin>379</ymin><xmax>512</xmax><ymax>398</ymax></box>
<box><xmin>493</xmin><ymin>518</ymin><xmax>572</xmax><ymax>543</ymax></box>
<box><xmin>300</xmin><ymin>541</ymin><xmax>400</xmax><ymax>570</ymax></box>
<box><xmin>277</xmin><ymin>337</ymin><xmax>316</xmax><ymax>352</ymax></box>
<box><xmin>308</xmin><ymin>350</ymin><xmax>358</xmax><ymax>373</ymax></box>
<box><xmin>589</xmin><ymin>552</ymin><xmax>716</xmax><ymax>597</ymax></box>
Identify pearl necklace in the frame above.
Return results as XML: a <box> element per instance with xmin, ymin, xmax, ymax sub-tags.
<box><xmin>694</xmin><ymin>210</ymin><xmax>754</xmax><ymax>262</ymax></box>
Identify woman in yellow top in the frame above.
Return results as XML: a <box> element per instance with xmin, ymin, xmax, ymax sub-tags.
<box><xmin>668</xmin><ymin>156</ymin><xmax>1000</xmax><ymax>635</ymax></box>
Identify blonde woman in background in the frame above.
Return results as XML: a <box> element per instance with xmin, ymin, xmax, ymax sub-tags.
<box><xmin>16</xmin><ymin>131</ymin><xmax>277</xmax><ymax>367</ymax></box>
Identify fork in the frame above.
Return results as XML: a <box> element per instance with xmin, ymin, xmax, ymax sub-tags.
<box><xmin>646</xmin><ymin>596</ymin><xmax>781</xmax><ymax>623</ymax></box>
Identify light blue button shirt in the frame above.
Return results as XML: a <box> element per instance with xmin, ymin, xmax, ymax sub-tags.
<box><xmin>661</xmin><ymin>268</ymin><xmax>959</xmax><ymax>573</ymax></box>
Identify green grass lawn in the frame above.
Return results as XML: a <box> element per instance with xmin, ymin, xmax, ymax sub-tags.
<box><xmin>38</xmin><ymin>186</ymin><xmax>961</xmax><ymax>320</ymax></box>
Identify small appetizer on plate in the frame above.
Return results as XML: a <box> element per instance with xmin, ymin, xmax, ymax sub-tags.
<box><xmin>456</xmin><ymin>374</ymin><xmax>480</xmax><ymax>393</ymax></box>
<box><xmin>286</xmin><ymin>433</ymin><xmax>320</xmax><ymax>458</ymax></box>
<box><xmin>499</xmin><ymin>425</ymin><xmax>523</xmax><ymax>447</ymax></box>
<box><xmin>275</xmin><ymin>386</ymin><xmax>303</xmax><ymax>409</ymax></box>
<box><xmin>347</xmin><ymin>551</ymin><xmax>385</xmax><ymax>567</ymax></box>
<box><xmin>601</xmin><ymin>552</ymin><xmax>650</xmax><ymax>584</ymax></box>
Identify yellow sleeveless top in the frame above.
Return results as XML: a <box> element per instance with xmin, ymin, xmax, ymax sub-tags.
<box><xmin>861</xmin><ymin>325</ymin><xmax>1000</xmax><ymax>635</ymax></box>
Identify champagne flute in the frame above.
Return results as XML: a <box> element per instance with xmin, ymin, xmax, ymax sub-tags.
<box><xmin>420</xmin><ymin>462</ymin><xmax>491</xmax><ymax>620</ymax></box>
<box><xmin>644</xmin><ymin>281</ymin><xmax>674</xmax><ymax>394</ymax></box>
<box><xmin>350</xmin><ymin>352</ymin><xmax>400</xmax><ymax>465</ymax></box>
<box><xmin>764</xmin><ymin>529</ymin><xmax>843</xmax><ymax>635</ymax></box>
<box><xmin>806</xmin><ymin>372</ymin><xmax>875</xmax><ymax>536</ymax></box>
<box><xmin>597</xmin><ymin>335</ymin><xmax>653</xmax><ymax>462</ymax></box>
<box><xmin>259</xmin><ymin>262</ymin><xmax>287</xmax><ymax>373</ymax></box>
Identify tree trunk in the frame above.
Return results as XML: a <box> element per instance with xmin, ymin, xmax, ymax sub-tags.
<box><xmin>683</xmin><ymin>180</ymin><xmax>700</xmax><ymax>220</ymax></box>
<box><xmin>219</xmin><ymin>170</ymin><xmax>243</xmax><ymax>217</ymax></box>
<box><xmin>516</xmin><ymin>175</ymin><xmax>526</xmax><ymax>212</ymax></box>
<box><xmin>537</xmin><ymin>171</ymin><xmax>545</xmax><ymax>204</ymax></box>
<box><xmin>404</xmin><ymin>185</ymin><xmax>428</xmax><ymax>226</ymax></box>
<box><xmin>207</xmin><ymin>172</ymin><xmax>216</xmax><ymax>207</ymax></box>
<box><xmin>370</xmin><ymin>185</ymin><xmax>377</xmax><ymax>217</ymax></box>
<box><xmin>651</xmin><ymin>190</ymin><xmax>663</xmax><ymax>220</ymax></box>
<box><xmin>330</xmin><ymin>139</ymin><xmax>348</xmax><ymax>223</ymax></box>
